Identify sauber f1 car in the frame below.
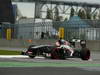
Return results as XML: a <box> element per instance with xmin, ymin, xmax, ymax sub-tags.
<box><xmin>23</xmin><ymin>45</ymin><xmax>54</xmax><ymax>58</ymax></box>
<box><xmin>22</xmin><ymin>40</ymin><xmax>90</xmax><ymax>60</ymax></box>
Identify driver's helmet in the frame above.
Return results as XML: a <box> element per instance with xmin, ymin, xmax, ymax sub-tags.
<box><xmin>59</xmin><ymin>39</ymin><xmax>65</xmax><ymax>45</ymax></box>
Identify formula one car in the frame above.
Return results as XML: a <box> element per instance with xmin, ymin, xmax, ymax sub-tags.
<box><xmin>22</xmin><ymin>45</ymin><xmax>55</xmax><ymax>58</ymax></box>
<box><xmin>22</xmin><ymin>40</ymin><xmax>90</xmax><ymax>60</ymax></box>
<box><xmin>50</xmin><ymin>45</ymin><xmax>90</xmax><ymax>60</ymax></box>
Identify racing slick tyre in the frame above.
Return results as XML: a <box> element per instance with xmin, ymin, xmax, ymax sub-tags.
<box><xmin>29</xmin><ymin>55</ymin><xmax>35</xmax><ymax>58</ymax></box>
<box><xmin>51</xmin><ymin>49</ymin><xmax>59</xmax><ymax>59</ymax></box>
<box><xmin>80</xmin><ymin>48</ymin><xmax>90</xmax><ymax>60</ymax></box>
<box><xmin>51</xmin><ymin>48</ymin><xmax>66</xmax><ymax>60</ymax></box>
<box><xmin>21</xmin><ymin>51</ymin><xmax>26</xmax><ymax>55</ymax></box>
<box><xmin>28</xmin><ymin>50</ymin><xmax>37</xmax><ymax>58</ymax></box>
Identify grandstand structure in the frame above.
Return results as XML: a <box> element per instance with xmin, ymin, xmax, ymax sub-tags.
<box><xmin>12</xmin><ymin>0</ymin><xmax>100</xmax><ymax>22</ymax></box>
<box><xmin>0</xmin><ymin>0</ymin><xmax>15</xmax><ymax>24</ymax></box>
<box><xmin>0</xmin><ymin>0</ymin><xmax>100</xmax><ymax>40</ymax></box>
<box><xmin>0</xmin><ymin>0</ymin><xmax>97</xmax><ymax>40</ymax></box>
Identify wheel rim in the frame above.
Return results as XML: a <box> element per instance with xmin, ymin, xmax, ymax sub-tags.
<box><xmin>51</xmin><ymin>49</ymin><xmax>60</xmax><ymax>59</ymax></box>
<box><xmin>84</xmin><ymin>50</ymin><xmax>90</xmax><ymax>60</ymax></box>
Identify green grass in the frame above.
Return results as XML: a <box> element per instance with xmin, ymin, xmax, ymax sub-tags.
<box><xmin>0</xmin><ymin>50</ymin><xmax>21</xmax><ymax>55</ymax></box>
<box><xmin>0</xmin><ymin>62</ymin><xmax>100</xmax><ymax>67</ymax></box>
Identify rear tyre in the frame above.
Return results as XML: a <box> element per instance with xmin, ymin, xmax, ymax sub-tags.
<box><xmin>80</xmin><ymin>48</ymin><xmax>90</xmax><ymax>60</ymax></box>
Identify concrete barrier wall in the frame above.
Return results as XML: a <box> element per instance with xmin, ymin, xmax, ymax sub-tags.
<box><xmin>0</xmin><ymin>39</ymin><xmax>56</xmax><ymax>48</ymax></box>
<box><xmin>0</xmin><ymin>39</ymin><xmax>100</xmax><ymax>51</ymax></box>
<box><xmin>87</xmin><ymin>40</ymin><xmax>100</xmax><ymax>51</ymax></box>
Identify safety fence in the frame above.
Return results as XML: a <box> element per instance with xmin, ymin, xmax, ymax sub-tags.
<box><xmin>0</xmin><ymin>19</ymin><xmax>100</xmax><ymax>41</ymax></box>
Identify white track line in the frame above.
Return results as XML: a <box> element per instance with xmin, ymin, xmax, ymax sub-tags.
<box><xmin>0</xmin><ymin>55</ymin><xmax>45</xmax><ymax>59</ymax></box>
<box><xmin>0</xmin><ymin>55</ymin><xmax>29</xmax><ymax>58</ymax></box>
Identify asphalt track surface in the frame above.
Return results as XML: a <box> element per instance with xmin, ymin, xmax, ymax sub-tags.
<box><xmin>0</xmin><ymin>51</ymin><xmax>100</xmax><ymax>75</ymax></box>
<box><xmin>0</xmin><ymin>67</ymin><xmax>100</xmax><ymax>75</ymax></box>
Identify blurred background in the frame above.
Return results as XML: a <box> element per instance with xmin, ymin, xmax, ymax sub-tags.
<box><xmin>0</xmin><ymin>0</ymin><xmax>100</xmax><ymax>51</ymax></box>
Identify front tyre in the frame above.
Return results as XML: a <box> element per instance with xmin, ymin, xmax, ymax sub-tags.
<box><xmin>29</xmin><ymin>55</ymin><xmax>35</xmax><ymax>58</ymax></box>
<box><xmin>51</xmin><ymin>48</ymin><xmax>66</xmax><ymax>60</ymax></box>
<box><xmin>51</xmin><ymin>49</ymin><xmax>60</xmax><ymax>59</ymax></box>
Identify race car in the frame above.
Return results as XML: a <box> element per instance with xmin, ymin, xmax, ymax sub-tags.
<box><xmin>50</xmin><ymin>45</ymin><xmax>90</xmax><ymax>60</ymax></box>
<box><xmin>22</xmin><ymin>40</ymin><xmax>90</xmax><ymax>60</ymax></box>
<box><xmin>22</xmin><ymin>45</ymin><xmax>55</xmax><ymax>58</ymax></box>
<box><xmin>51</xmin><ymin>40</ymin><xmax>90</xmax><ymax>60</ymax></box>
